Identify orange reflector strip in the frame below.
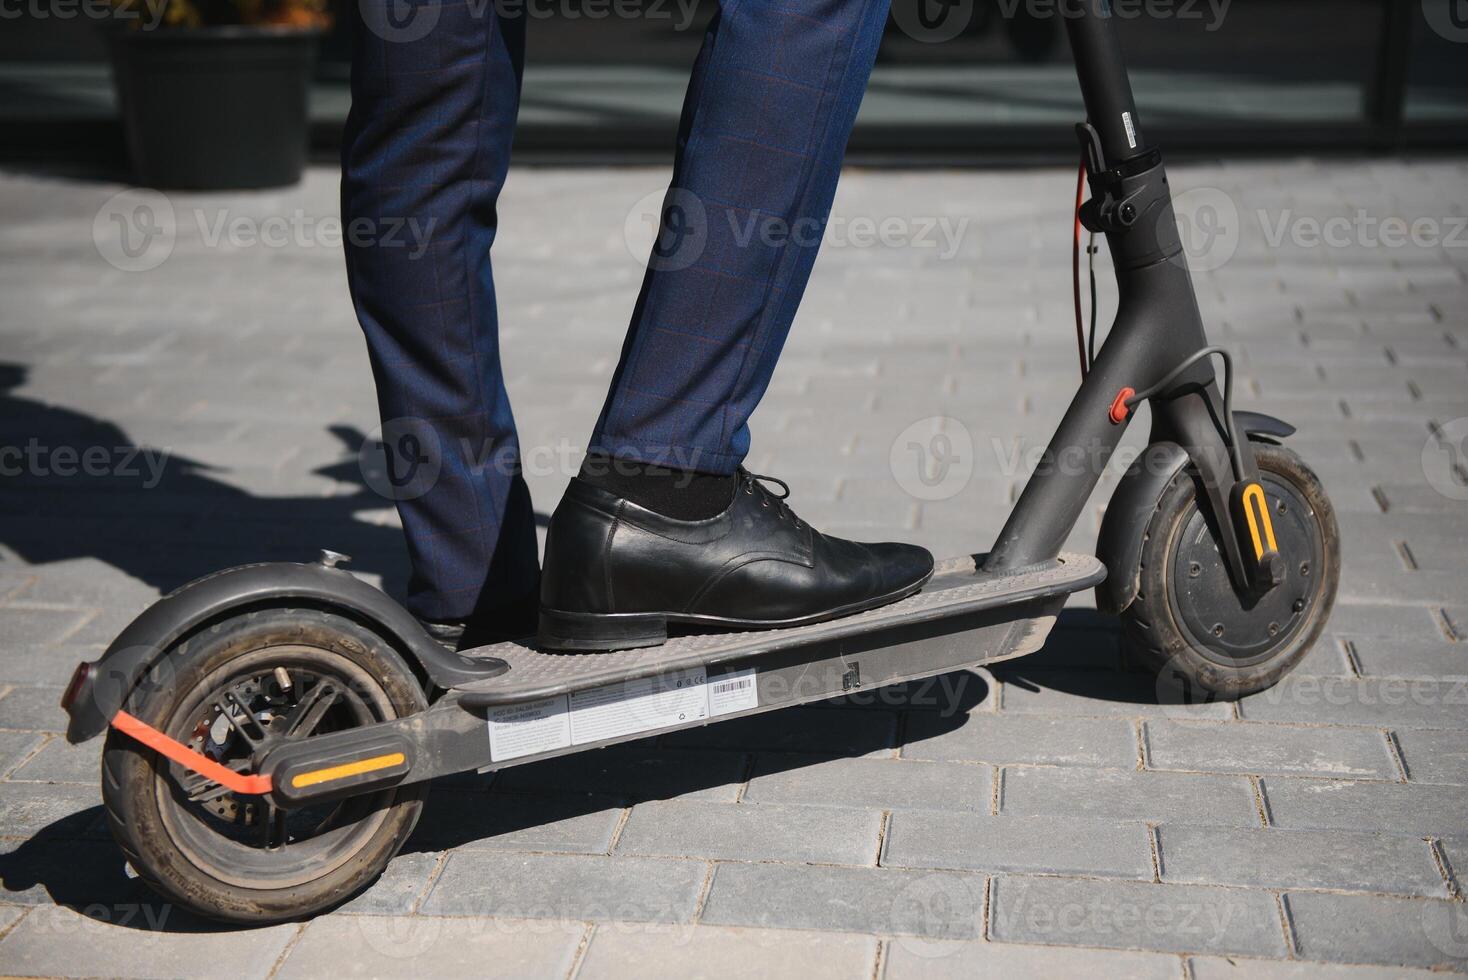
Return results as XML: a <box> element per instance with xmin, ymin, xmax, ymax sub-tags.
<box><xmin>112</xmin><ymin>710</ymin><xmax>273</xmax><ymax>795</ymax></box>
<box><xmin>290</xmin><ymin>752</ymin><xmax>406</xmax><ymax>789</ymax></box>
<box><xmin>1240</xmin><ymin>482</ymin><xmax>1278</xmax><ymax>559</ymax></box>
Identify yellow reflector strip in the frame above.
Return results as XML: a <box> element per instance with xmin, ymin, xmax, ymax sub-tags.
<box><xmin>291</xmin><ymin>752</ymin><xmax>406</xmax><ymax>789</ymax></box>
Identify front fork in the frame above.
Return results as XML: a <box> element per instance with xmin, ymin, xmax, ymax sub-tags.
<box><xmin>984</xmin><ymin>2</ymin><xmax>1281</xmax><ymax>595</ymax></box>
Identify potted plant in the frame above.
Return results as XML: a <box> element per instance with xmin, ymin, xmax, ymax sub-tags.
<box><xmin>107</xmin><ymin>0</ymin><xmax>331</xmax><ymax>189</ymax></box>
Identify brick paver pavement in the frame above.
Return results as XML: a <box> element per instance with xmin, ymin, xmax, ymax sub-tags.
<box><xmin>0</xmin><ymin>158</ymin><xmax>1465</xmax><ymax>977</ymax></box>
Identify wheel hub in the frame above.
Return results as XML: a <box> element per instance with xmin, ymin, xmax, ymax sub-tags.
<box><xmin>1169</xmin><ymin>471</ymin><xmax>1325</xmax><ymax>666</ymax></box>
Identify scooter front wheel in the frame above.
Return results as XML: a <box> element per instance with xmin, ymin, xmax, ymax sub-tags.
<box><xmin>102</xmin><ymin>607</ymin><xmax>429</xmax><ymax>923</ymax></box>
<box><xmin>1123</xmin><ymin>443</ymin><xmax>1340</xmax><ymax>700</ymax></box>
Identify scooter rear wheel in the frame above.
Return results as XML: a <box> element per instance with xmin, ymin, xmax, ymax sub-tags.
<box><xmin>102</xmin><ymin>607</ymin><xmax>429</xmax><ymax>923</ymax></box>
<box><xmin>1123</xmin><ymin>443</ymin><xmax>1340</xmax><ymax>700</ymax></box>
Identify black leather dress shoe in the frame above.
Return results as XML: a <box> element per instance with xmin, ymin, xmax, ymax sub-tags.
<box><xmin>537</xmin><ymin>470</ymin><xmax>934</xmax><ymax>651</ymax></box>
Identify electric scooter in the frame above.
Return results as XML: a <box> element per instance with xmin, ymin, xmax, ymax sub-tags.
<box><xmin>59</xmin><ymin>2</ymin><xmax>1341</xmax><ymax>924</ymax></box>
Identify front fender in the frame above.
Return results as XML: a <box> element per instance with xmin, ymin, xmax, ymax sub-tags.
<box><xmin>64</xmin><ymin>560</ymin><xmax>507</xmax><ymax>744</ymax></box>
<box><xmin>1095</xmin><ymin>411</ymin><xmax>1294</xmax><ymax>616</ymax></box>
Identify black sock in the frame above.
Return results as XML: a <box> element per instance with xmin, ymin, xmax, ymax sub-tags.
<box><xmin>577</xmin><ymin>454</ymin><xmax>736</xmax><ymax>521</ymax></box>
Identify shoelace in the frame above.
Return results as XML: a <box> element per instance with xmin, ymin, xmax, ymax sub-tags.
<box><xmin>740</xmin><ymin>470</ymin><xmax>804</xmax><ymax>529</ymax></box>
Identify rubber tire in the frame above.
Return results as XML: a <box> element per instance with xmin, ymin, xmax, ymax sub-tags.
<box><xmin>1122</xmin><ymin>443</ymin><xmax>1340</xmax><ymax>700</ymax></box>
<box><xmin>102</xmin><ymin>607</ymin><xmax>429</xmax><ymax>924</ymax></box>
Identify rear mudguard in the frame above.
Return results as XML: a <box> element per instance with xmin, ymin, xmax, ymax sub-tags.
<box><xmin>63</xmin><ymin>559</ymin><xmax>508</xmax><ymax>744</ymax></box>
<box><xmin>1096</xmin><ymin>411</ymin><xmax>1294</xmax><ymax>616</ymax></box>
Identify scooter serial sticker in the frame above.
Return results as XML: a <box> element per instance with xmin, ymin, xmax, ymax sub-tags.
<box><xmin>485</xmin><ymin>666</ymin><xmax>760</xmax><ymax>761</ymax></box>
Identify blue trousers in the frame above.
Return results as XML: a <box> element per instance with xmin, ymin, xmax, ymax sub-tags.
<box><xmin>343</xmin><ymin>0</ymin><xmax>890</xmax><ymax>620</ymax></box>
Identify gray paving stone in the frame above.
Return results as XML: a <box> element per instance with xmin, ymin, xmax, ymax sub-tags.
<box><xmin>615</xmin><ymin>800</ymin><xmax>882</xmax><ymax>865</ymax></box>
<box><xmin>278</xmin><ymin>914</ymin><xmax>583</xmax><ymax>979</ymax></box>
<box><xmin>6</xmin><ymin>736</ymin><xmax>98</xmax><ymax>784</ymax></box>
<box><xmin>0</xmin><ymin>644</ymin><xmax>104</xmax><ymax>687</ymax></box>
<box><xmin>902</xmin><ymin>711</ymin><xmax>1138</xmax><ymax>768</ymax></box>
<box><xmin>0</xmin><ymin>903</ymin><xmax>299</xmax><ymax>979</ymax></box>
<box><xmin>884</xmin><ymin>940</ymin><xmax>1183</xmax><ymax>979</ymax></box>
<box><xmin>412</xmin><ymin>790</ymin><xmax>623</xmax><ymax>854</ymax></box>
<box><xmin>0</xmin><ymin>687</ymin><xmax>65</xmax><ymax>733</ymax></box>
<box><xmin>0</xmin><ymin>782</ymin><xmax>102</xmax><ymax>840</ymax></box>
<box><xmin>743</xmin><ymin>755</ymin><xmax>992</xmax><ymax>813</ymax></box>
<box><xmin>1188</xmin><ymin>956</ymin><xmax>1450</xmax><ymax>979</ymax></box>
<box><xmin>700</xmin><ymin>862</ymin><xmax>984</xmax><ymax>939</ymax></box>
<box><xmin>1324</xmin><ymin>603</ymin><xmax>1443</xmax><ymax>640</ymax></box>
<box><xmin>1237</xmin><ymin>675</ymin><xmax>1468</xmax><ymax>730</ymax></box>
<box><xmin>577</xmin><ymin>924</ymin><xmax>878</xmax><ymax>980</ymax></box>
<box><xmin>999</xmin><ymin>766</ymin><xmax>1262</xmax><ymax>826</ymax></box>
<box><xmin>1285</xmin><ymin>891</ymin><xmax>1468</xmax><ymax>970</ymax></box>
<box><xmin>420</xmin><ymin>852</ymin><xmax>705</xmax><ymax>923</ymax></box>
<box><xmin>988</xmin><ymin>875</ymin><xmax>1288</xmax><ymax>957</ymax></box>
<box><xmin>333</xmin><ymin>850</ymin><xmax>443</xmax><ymax>915</ymax></box>
<box><xmin>1260</xmin><ymin>778</ymin><xmax>1468</xmax><ymax>837</ymax></box>
<box><xmin>3</xmin><ymin>160</ymin><xmax>1468</xmax><ymax>975</ymax></box>
<box><xmin>1445</xmin><ymin>606</ymin><xmax>1468</xmax><ymax>643</ymax></box>
<box><xmin>660</xmin><ymin>705</ymin><xmax>897</xmax><ymax>756</ymax></box>
<box><xmin>1394</xmin><ymin>729</ymin><xmax>1468</xmax><ymax>785</ymax></box>
<box><xmin>1439</xmin><ymin>837</ymin><xmax>1468</xmax><ymax>888</ymax></box>
<box><xmin>883</xmin><ymin>812</ymin><xmax>1152</xmax><ymax>879</ymax></box>
<box><xmin>0</xmin><ymin>606</ymin><xmax>92</xmax><ymax>648</ymax></box>
<box><xmin>995</xmin><ymin>670</ymin><xmax>1235</xmax><ymax>720</ymax></box>
<box><xmin>1347</xmin><ymin>636</ymin><xmax>1468</xmax><ymax>680</ymax></box>
<box><xmin>1143</xmin><ymin>720</ymin><xmax>1397</xmax><ymax>779</ymax></box>
<box><xmin>0</xmin><ymin>730</ymin><xmax>44</xmax><ymax>778</ymax></box>
<box><xmin>1156</xmin><ymin>825</ymin><xmax>1446</xmax><ymax>896</ymax></box>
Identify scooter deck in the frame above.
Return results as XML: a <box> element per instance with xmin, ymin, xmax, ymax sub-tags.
<box><xmin>257</xmin><ymin>553</ymin><xmax>1105</xmax><ymax>796</ymax></box>
<box><xmin>453</xmin><ymin>552</ymin><xmax>1105</xmax><ymax>706</ymax></box>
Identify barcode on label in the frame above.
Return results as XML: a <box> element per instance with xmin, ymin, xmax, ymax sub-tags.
<box><xmin>708</xmin><ymin>667</ymin><xmax>759</xmax><ymax>717</ymax></box>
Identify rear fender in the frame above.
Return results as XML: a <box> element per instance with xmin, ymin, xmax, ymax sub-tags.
<box><xmin>63</xmin><ymin>560</ymin><xmax>507</xmax><ymax>744</ymax></box>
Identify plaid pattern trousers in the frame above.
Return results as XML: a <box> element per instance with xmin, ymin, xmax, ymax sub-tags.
<box><xmin>342</xmin><ymin>0</ymin><xmax>890</xmax><ymax>619</ymax></box>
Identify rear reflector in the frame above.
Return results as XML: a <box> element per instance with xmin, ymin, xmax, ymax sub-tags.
<box><xmin>60</xmin><ymin>662</ymin><xmax>92</xmax><ymax>712</ymax></box>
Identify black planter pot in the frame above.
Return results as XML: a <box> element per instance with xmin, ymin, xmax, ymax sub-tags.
<box><xmin>108</xmin><ymin>26</ymin><xmax>321</xmax><ymax>190</ymax></box>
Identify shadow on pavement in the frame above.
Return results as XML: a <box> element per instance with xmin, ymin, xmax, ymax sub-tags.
<box><xmin>0</xmin><ymin>362</ymin><xmax>545</xmax><ymax>605</ymax></box>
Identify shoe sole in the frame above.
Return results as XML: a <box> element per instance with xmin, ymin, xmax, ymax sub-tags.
<box><xmin>536</xmin><ymin>569</ymin><xmax>935</xmax><ymax>652</ymax></box>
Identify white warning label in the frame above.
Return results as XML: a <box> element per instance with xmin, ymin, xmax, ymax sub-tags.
<box><xmin>708</xmin><ymin>667</ymin><xmax>759</xmax><ymax>717</ymax></box>
<box><xmin>486</xmin><ymin>667</ymin><xmax>762</xmax><ymax>761</ymax></box>
<box><xmin>570</xmin><ymin>667</ymin><xmax>709</xmax><ymax>745</ymax></box>
<box><xmin>486</xmin><ymin>695</ymin><xmax>571</xmax><ymax>761</ymax></box>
